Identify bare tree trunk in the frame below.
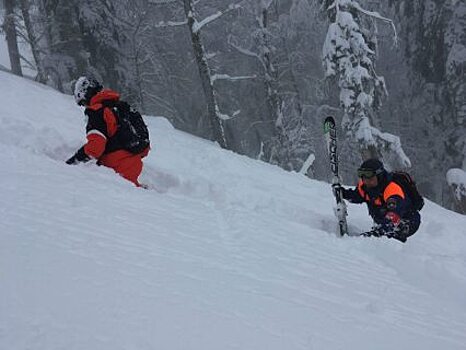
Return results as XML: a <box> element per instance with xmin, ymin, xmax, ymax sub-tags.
<box><xmin>260</xmin><ymin>7</ymin><xmax>281</xmax><ymax>121</ymax></box>
<box><xmin>183</xmin><ymin>0</ymin><xmax>227</xmax><ymax>149</ymax></box>
<box><xmin>37</xmin><ymin>0</ymin><xmax>64</xmax><ymax>91</ymax></box>
<box><xmin>129</xmin><ymin>17</ymin><xmax>145</xmax><ymax>112</ymax></box>
<box><xmin>3</xmin><ymin>0</ymin><xmax>23</xmax><ymax>76</ymax></box>
<box><xmin>454</xmin><ymin>196</ymin><xmax>466</xmax><ymax>214</ymax></box>
<box><xmin>450</xmin><ymin>186</ymin><xmax>466</xmax><ymax>214</ymax></box>
<box><xmin>257</xmin><ymin>3</ymin><xmax>285</xmax><ymax>164</ymax></box>
<box><xmin>134</xmin><ymin>47</ymin><xmax>145</xmax><ymax>112</ymax></box>
<box><xmin>19</xmin><ymin>0</ymin><xmax>46</xmax><ymax>82</ymax></box>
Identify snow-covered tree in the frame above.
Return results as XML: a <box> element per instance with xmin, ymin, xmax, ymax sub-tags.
<box><xmin>5</xmin><ymin>0</ymin><xmax>464</xmax><ymax>214</ymax></box>
<box><xmin>181</xmin><ymin>0</ymin><xmax>235</xmax><ymax>149</ymax></box>
<box><xmin>385</xmin><ymin>0</ymin><xmax>466</xmax><ymax>212</ymax></box>
<box><xmin>445</xmin><ymin>0</ymin><xmax>466</xmax><ymax>213</ymax></box>
<box><xmin>21</xmin><ymin>0</ymin><xmax>156</xmax><ymax>101</ymax></box>
<box><xmin>153</xmin><ymin>0</ymin><xmax>251</xmax><ymax>149</ymax></box>
<box><xmin>250</xmin><ymin>0</ymin><xmax>287</xmax><ymax>167</ymax></box>
<box><xmin>89</xmin><ymin>0</ymin><xmax>159</xmax><ymax>113</ymax></box>
<box><xmin>228</xmin><ymin>0</ymin><xmax>315</xmax><ymax>173</ymax></box>
<box><xmin>322</xmin><ymin>0</ymin><xmax>410</xmax><ymax>167</ymax></box>
<box><xmin>447</xmin><ymin>168</ymin><xmax>466</xmax><ymax>214</ymax></box>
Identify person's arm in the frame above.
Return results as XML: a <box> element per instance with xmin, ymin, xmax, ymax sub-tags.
<box><xmin>66</xmin><ymin>108</ymin><xmax>109</xmax><ymax>165</ymax></box>
<box><xmin>66</xmin><ymin>146</ymin><xmax>90</xmax><ymax>164</ymax></box>
<box><xmin>339</xmin><ymin>183</ymin><xmax>365</xmax><ymax>204</ymax></box>
<box><xmin>82</xmin><ymin>108</ymin><xmax>109</xmax><ymax>159</ymax></box>
<box><xmin>383</xmin><ymin>182</ymin><xmax>409</xmax><ymax>225</ymax></box>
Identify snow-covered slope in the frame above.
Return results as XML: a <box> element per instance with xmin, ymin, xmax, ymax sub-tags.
<box><xmin>1</xmin><ymin>71</ymin><xmax>466</xmax><ymax>350</ymax></box>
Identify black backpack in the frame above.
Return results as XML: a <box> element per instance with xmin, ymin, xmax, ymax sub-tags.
<box><xmin>391</xmin><ymin>171</ymin><xmax>424</xmax><ymax>211</ymax></box>
<box><xmin>106</xmin><ymin>101</ymin><xmax>150</xmax><ymax>154</ymax></box>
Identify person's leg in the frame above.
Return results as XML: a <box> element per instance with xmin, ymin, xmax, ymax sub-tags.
<box><xmin>113</xmin><ymin>154</ymin><xmax>144</xmax><ymax>186</ymax></box>
<box><xmin>100</xmin><ymin>148</ymin><xmax>150</xmax><ymax>187</ymax></box>
<box><xmin>393</xmin><ymin>212</ymin><xmax>421</xmax><ymax>242</ymax></box>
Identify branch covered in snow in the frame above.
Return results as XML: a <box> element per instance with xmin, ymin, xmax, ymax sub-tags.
<box><xmin>299</xmin><ymin>153</ymin><xmax>316</xmax><ymax>175</ymax></box>
<box><xmin>351</xmin><ymin>1</ymin><xmax>398</xmax><ymax>46</ymax></box>
<box><xmin>148</xmin><ymin>0</ymin><xmax>177</xmax><ymax>4</ymax></box>
<box><xmin>216</xmin><ymin>112</ymin><xmax>230</xmax><ymax>121</ymax></box>
<box><xmin>215</xmin><ymin>105</ymin><xmax>241</xmax><ymax>121</ymax></box>
<box><xmin>193</xmin><ymin>3</ymin><xmax>242</xmax><ymax>33</ymax></box>
<box><xmin>153</xmin><ymin>20</ymin><xmax>188</xmax><ymax>28</ymax></box>
<box><xmin>227</xmin><ymin>35</ymin><xmax>260</xmax><ymax>60</ymax></box>
<box><xmin>352</xmin><ymin>117</ymin><xmax>411</xmax><ymax>168</ymax></box>
<box><xmin>322</xmin><ymin>0</ymin><xmax>408</xmax><ymax>165</ymax></box>
<box><xmin>227</xmin><ymin>35</ymin><xmax>267</xmax><ymax>73</ymax></box>
<box><xmin>211</xmin><ymin>73</ymin><xmax>257</xmax><ymax>83</ymax></box>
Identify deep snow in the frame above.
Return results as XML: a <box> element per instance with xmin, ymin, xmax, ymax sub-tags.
<box><xmin>1</xmin><ymin>71</ymin><xmax>466</xmax><ymax>349</ymax></box>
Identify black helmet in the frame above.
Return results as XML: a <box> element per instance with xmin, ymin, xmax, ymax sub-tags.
<box><xmin>357</xmin><ymin>158</ymin><xmax>386</xmax><ymax>179</ymax></box>
<box><xmin>73</xmin><ymin>76</ymin><xmax>103</xmax><ymax>106</ymax></box>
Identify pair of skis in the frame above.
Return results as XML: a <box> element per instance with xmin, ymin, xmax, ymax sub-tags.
<box><xmin>323</xmin><ymin>116</ymin><xmax>348</xmax><ymax>236</ymax></box>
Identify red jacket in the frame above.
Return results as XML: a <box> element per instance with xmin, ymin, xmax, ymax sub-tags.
<box><xmin>78</xmin><ymin>90</ymin><xmax>150</xmax><ymax>185</ymax></box>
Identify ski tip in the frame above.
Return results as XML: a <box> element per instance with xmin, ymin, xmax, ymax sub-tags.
<box><xmin>323</xmin><ymin>116</ymin><xmax>336</xmax><ymax>131</ymax></box>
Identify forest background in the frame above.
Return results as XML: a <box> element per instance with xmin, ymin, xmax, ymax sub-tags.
<box><xmin>1</xmin><ymin>0</ymin><xmax>465</xmax><ymax>213</ymax></box>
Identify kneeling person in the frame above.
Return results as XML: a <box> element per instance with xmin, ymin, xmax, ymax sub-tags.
<box><xmin>336</xmin><ymin>159</ymin><xmax>422</xmax><ymax>242</ymax></box>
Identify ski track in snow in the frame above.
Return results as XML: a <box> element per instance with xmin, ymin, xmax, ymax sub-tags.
<box><xmin>1</xmin><ymin>71</ymin><xmax>466</xmax><ymax>350</ymax></box>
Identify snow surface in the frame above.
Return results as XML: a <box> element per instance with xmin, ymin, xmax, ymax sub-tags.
<box><xmin>1</xmin><ymin>71</ymin><xmax>466</xmax><ymax>349</ymax></box>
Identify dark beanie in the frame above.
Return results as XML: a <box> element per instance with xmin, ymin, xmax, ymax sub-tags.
<box><xmin>359</xmin><ymin>158</ymin><xmax>384</xmax><ymax>172</ymax></box>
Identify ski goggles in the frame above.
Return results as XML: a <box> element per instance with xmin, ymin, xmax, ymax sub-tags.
<box><xmin>357</xmin><ymin>168</ymin><xmax>383</xmax><ymax>179</ymax></box>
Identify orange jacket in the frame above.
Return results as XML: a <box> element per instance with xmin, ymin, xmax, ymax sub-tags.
<box><xmin>81</xmin><ymin>90</ymin><xmax>149</xmax><ymax>185</ymax></box>
<box><xmin>356</xmin><ymin>180</ymin><xmax>405</xmax><ymax>206</ymax></box>
<box><xmin>343</xmin><ymin>177</ymin><xmax>409</xmax><ymax>224</ymax></box>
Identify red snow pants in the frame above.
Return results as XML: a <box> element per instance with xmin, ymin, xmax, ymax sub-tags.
<box><xmin>99</xmin><ymin>147</ymin><xmax>150</xmax><ymax>186</ymax></box>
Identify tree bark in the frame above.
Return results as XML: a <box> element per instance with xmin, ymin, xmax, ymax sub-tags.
<box><xmin>3</xmin><ymin>0</ymin><xmax>23</xmax><ymax>76</ymax></box>
<box><xmin>183</xmin><ymin>0</ymin><xmax>227</xmax><ymax>149</ymax></box>
<box><xmin>19</xmin><ymin>0</ymin><xmax>46</xmax><ymax>82</ymax></box>
<box><xmin>257</xmin><ymin>3</ymin><xmax>285</xmax><ymax>164</ymax></box>
<box><xmin>450</xmin><ymin>186</ymin><xmax>466</xmax><ymax>214</ymax></box>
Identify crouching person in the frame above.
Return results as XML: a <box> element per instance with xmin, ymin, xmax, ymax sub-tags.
<box><xmin>66</xmin><ymin>76</ymin><xmax>150</xmax><ymax>187</ymax></box>
<box><xmin>335</xmin><ymin>159</ymin><xmax>423</xmax><ymax>243</ymax></box>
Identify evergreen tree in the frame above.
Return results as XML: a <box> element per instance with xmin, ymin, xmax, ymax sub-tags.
<box><xmin>387</xmin><ymin>0</ymin><xmax>466</xmax><ymax>212</ymax></box>
<box><xmin>322</xmin><ymin>0</ymin><xmax>410</xmax><ymax>168</ymax></box>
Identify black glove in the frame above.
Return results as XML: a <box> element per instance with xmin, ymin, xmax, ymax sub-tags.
<box><xmin>66</xmin><ymin>147</ymin><xmax>90</xmax><ymax>165</ymax></box>
<box><xmin>66</xmin><ymin>155</ymin><xmax>78</xmax><ymax>165</ymax></box>
<box><xmin>372</xmin><ymin>221</ymin><xmax>408</xmax><ymax>243</ymax></box>
<box><xmin>332</xmin><ymin>183</ymin><xmax>344</xmax><ymax>197</ymax></box>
